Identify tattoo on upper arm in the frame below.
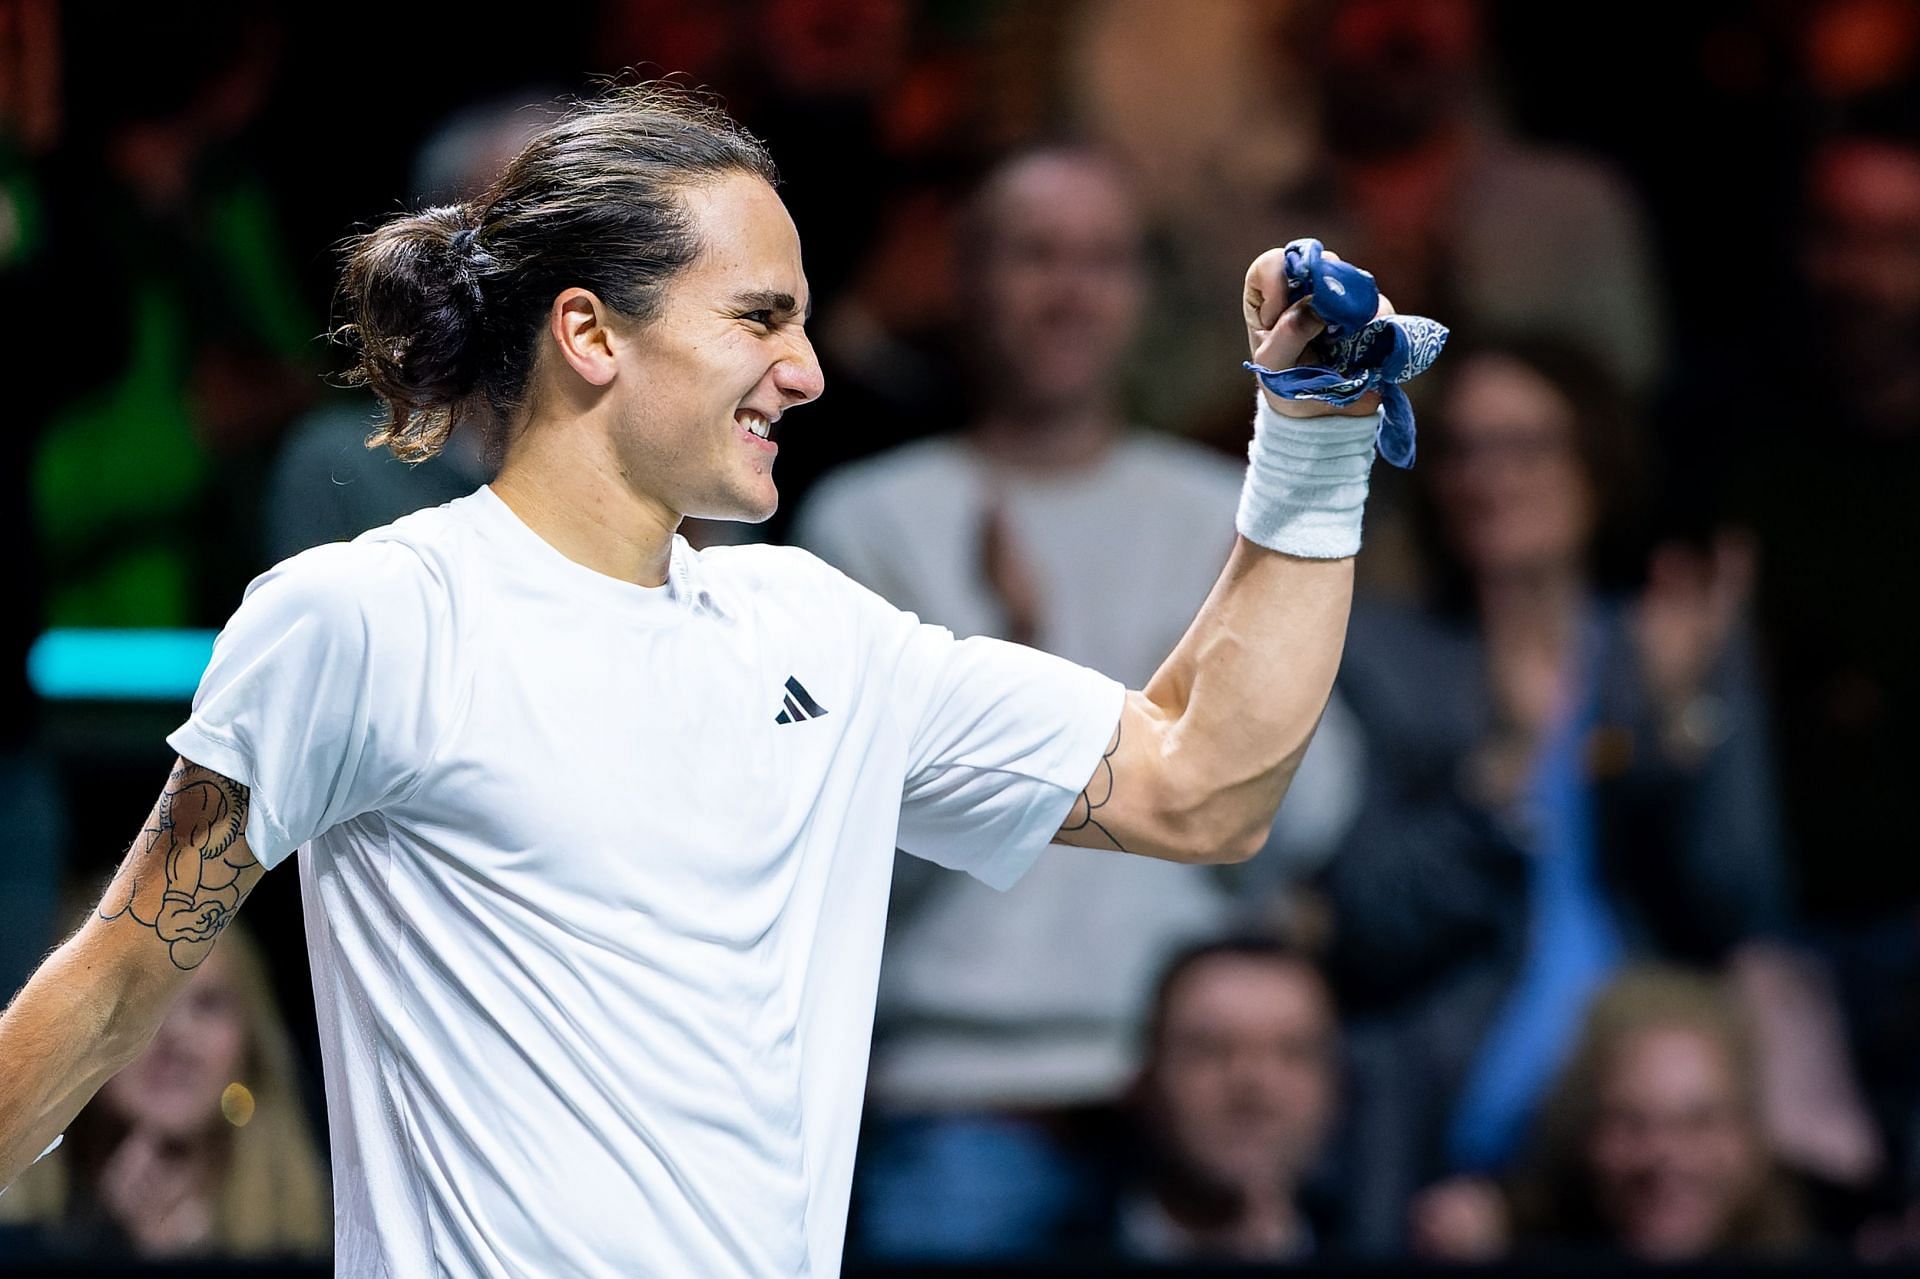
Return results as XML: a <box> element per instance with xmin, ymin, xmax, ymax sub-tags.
<box><xmin>1060</xmin><ymin>722</ymin><xmax>1127</xmax><ymax>853</ymax></box>
<box><xmin>98</xmin><ymin>762</ymin><xmax>262</xmax><ymax>971</ymax></box>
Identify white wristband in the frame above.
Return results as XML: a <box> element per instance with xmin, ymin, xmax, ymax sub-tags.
<box><xmin>1234</xmin><ymin>393</ymin><xmax>1380</xmax><ymax>559</ymax></box>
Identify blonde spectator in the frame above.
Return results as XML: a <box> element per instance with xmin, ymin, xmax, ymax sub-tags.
<box><xmin>1413</xmin><ymin>967</ymin><xmax>1814</xmax><ymax>1262</ymax></box>
<box><xmin>0</xmin><ymin>925</ymin><xmax>328</xmax><ymax>1259</ymax></box>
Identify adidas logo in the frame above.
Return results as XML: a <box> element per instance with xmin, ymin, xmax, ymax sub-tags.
<box><xmin>774</xmin><ymin>677</ymin><xmax>828</xmax><ymax>725</ymax></box>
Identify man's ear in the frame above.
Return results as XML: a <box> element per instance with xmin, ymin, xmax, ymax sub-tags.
<box><xmin>548</xmin><ymin>288</ymin><xmax>620</xmax><ymax>387</ymax></box>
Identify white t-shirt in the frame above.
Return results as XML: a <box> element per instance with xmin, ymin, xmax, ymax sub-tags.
<box><xmin>794</xmin><ymin>434</ymin><xmax>1357</xmax><ymax>1107</ymax></box>
<box><xmin>166</xmin><ymin>485</ymin><xmax>1124</xmax><ymax>1278</ymax></box>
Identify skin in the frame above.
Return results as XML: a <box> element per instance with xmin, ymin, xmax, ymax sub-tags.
<box><xmin>966</xmin><ymin>149</ymin><xmax>1149</xmax><ymax>644</ymax></box>
<box><xmin>1803</xmin><ymin>139</ymin><xmax>1920</xmax><ymax>428</ymax></box>
<box><xmin>1432</xmin><ymin>353</ymin><xmax>1753</xmax><ymax>770</ymax></box>
<box><xmin>1409</xmin><ymin>1026</ymin><xmax>1773</xmax><ymax>1264</ymax></box>
<box><xmin>1587</xmin><ymin>1026</ymin><xmax>1766</xmax><ymax>1261</ymax></box>
<box><xmin>0</xmin><ymin>761</ymin><xmax>262</xmax><ymax>1195</ymax></box>
<box><xmin>1430</xmin><ymin>355</ymin><xmax>1596</xmax><ymax>770</ymax></box>
<box><xmin>93</xmin><ymin>948</ymin><xmax>250</xmax><ymax>1256</ymax></box>
<box><xmin>1431</xmin><ymin>355</ymin><xmax>1595</xmax><ymax>585</ymax></box>
<box><xmin>0</xmin><ymin>167</ymin><xmax>1378</xmax><ymax>1195</ymax></box>
<box><xmin>489</xmin><ymin>174</ymin><xmax>824</xmax><ymax>588</ymax></box>
<box><xmin>967</xmin><ymin>151</ymin><xmax>1146</xmax><ymax>456</ymax></box>
<box><xmin>1146</xmin><ymin>956</ymin><xmax>1339</xmax><ymax>1254</ymax></box>
<box><xmin>99</xmin><ymin>947</ymin><xmax>248</xmax><ymax>1141</ymax></box>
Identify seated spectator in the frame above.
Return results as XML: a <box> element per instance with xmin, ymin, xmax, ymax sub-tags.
<box><xmin>1323</xmin><ymin>335</ymin><xmax>1791</xmax><ymax>1250</ymax></box>
<box><xmin>795</xmin><ymin>144</ymin><xmax>1358</xmax><ymax>1261</ymax></box>
<box><xmin>1412</xmin><ymin>967</ymin><xmax>1815</xmax><ymax>1262</ymax></box>
<box><xmin>1107</xmin><ymin>937</ymin><xmax>1342</xmax><ymax>1263</ymax></box>
<box><xmin>0</xmin><ymin>925</ymin><xmax>328</xmax><ymax>1260</ymax></box>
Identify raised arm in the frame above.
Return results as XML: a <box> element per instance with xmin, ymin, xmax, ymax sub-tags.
<box><xmin>0</xmin><ymin>758</ymin><xmax>262</xmax><ymax>1190</ymax></box>
<box><xmin>1056</xmin><ymin>249</ymin><xmax>1386</xmax><ymax>864</ymax></box>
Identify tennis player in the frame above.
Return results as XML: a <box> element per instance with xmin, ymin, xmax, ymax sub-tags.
<box><xmin>0</xmin><ymin>85</ymin><xmax>1389</xmax><ymax>1277</ymax></box>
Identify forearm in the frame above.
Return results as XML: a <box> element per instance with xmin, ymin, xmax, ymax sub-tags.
<box><xmin>1057</xmin><ymin>244</ymin><xmax>1415</xmax><ymax>864</ymax></box>
<box><xmin>1141</xmin><ymin>537</ymin><xmax>1355</xmax><ymax>860</ymax></box>
<box><xmin>0</xmin><ymin>929</ymin><xmax>159</xmax><ymax>1190</ymax></box>
<box><xmin>1</xmin><ymin>759</ymin><xmax>261</xmax><ymax>1192</ymax></box>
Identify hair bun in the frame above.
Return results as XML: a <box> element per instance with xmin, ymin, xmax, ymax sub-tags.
<box><xmin>334</xmin><ymin>204</ymin><xmax>489</xmax><ymax>461</ymax></box>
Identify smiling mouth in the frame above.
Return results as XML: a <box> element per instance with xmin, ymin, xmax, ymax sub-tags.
<box><xmin>737</xmin><ymin>409</ymin><xmax>775</xmax><ymax>441</ymax></box>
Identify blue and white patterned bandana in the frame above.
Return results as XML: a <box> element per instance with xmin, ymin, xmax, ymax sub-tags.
<box><xmin>1244</xmin><ymin>237</ymin><xmax>1449</xmax><ymax>468</ymax></box>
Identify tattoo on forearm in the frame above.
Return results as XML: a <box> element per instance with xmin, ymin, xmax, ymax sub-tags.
<box><xmin>98</xmin><ymin>762</ymin><xmax>261</xmax><ymax>971</ymax></box>
<box><xmin>1061</xmin><ymin>722</ymin><xmax>1127</xmax><ymax>852</ymax></box>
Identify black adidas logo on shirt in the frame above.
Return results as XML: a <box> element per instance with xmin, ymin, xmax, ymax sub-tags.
<box><xmin>774</xmin><ymin>677</ymin><xmax>828</xmax><ymax>725</ymax></box>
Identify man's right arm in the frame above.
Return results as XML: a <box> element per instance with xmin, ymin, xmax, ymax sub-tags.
<box><xmin>0</xmin><ymin>758</ymin><xmax>262</xmax><ymax>1191</ymax></box>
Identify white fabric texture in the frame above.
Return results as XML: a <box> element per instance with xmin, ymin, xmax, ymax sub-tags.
<box><xmin>794</xmin><ymin>432</ymin><xmax>1358</xmax><ymax>1107</ymax></box>
<box><xmin>166</xmin><ymin>485</ymin><xmax>1123</xmax><ymax>1279</ymax></box>
<box><xmin>1234</xmin><ymin>396</ymin><xmax>1382</xmax><ymax>559</ymax></box>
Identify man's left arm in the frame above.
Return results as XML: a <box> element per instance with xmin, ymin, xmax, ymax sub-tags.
<box><xmin>1055</xmin><ymin>248</ymin><xmax>1383</xmax><ymax>865</ymax></box>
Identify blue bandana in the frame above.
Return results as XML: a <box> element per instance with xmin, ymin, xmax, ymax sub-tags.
<box><xmin>1243</xmin><ymin>237</ymin><xmax>1449</xmax><ymax>468</ymax></box>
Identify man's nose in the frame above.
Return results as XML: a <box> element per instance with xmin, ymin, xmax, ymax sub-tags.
<box><xmin>774</xmin><ymin>331</ymin><xmax>825</xmax><ymax>406</ymax></box>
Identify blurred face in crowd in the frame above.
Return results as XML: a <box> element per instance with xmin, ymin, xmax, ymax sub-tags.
<box><xmin>1802</xmin><ymin>138</ymin><xmax>1920</xmax><ymax>427</ymax></box>
<box><xmin>1146</xmin><ymin>954</ymin><xmax>1339</xmax><ymax>1196</ymax></box>
<box><xmin>1585</xmin><ymin>1024</ymin><xmax>1764</xmax><ymax>1261</ymax></box>
<box><xmin>967</xmin><ymin>152</ymin><xmax>1146</xmax><ymax>416</ymax></box>
<box><xmin>1804</xmin><ymin>139</ymin><xmax>1920</xmax><ymax>326</ymax></box>
<box><xmin>100</xmin><ymin>948</ymin><xmax>249</xmax><ymax>1141</ymax></box>
<box><xmin>1431</xmin><ymin>353</ymin><xmax>1595</xmax><ymax>581</ymax></box>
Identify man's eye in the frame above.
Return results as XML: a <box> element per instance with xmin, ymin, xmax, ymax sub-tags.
<box><xmin>742</xmin><ymin>310</ymin><xmax>775</xmax><ymax>327</ymax></box>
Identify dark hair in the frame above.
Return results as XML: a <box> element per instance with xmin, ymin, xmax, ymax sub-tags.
<box><xmin>1413</xmin><ymin>330</ymin><xmax>1652</xmax><ymax>606</ymax></box>
<box><xmin>955</xmin><ymin>138</ymin><xmax>1143</xmax><ymax>272</ymax></box>
<box><xmin>1141</xmin><ymin>934</ymin><xmax>1332</xmax><ymax>1056</ymax></box>
<box><xmin>335</xmin><ymin>82</ymin><xmax>779</xmax><ymax>463</ymax></box>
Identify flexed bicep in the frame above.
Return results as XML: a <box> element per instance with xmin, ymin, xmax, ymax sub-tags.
<box><xmin>98</xmin><ymin>759</ymin><xmax>262</xmax><ymax>970</ymax></box>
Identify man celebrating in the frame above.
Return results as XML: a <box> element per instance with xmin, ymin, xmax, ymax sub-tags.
<box><xmin>795</xmin><ymin>145</ymin><xmax>1357</xmax><ymax>1258</ymax></box>
<box><xmin>0</xmin><ymin>85</ymin><xmax>1393</xmax><ymax>1277</ymax></box>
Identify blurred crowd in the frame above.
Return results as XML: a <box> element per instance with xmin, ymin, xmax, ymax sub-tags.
<box><xmin>2</xmin><ymin>0</ymin><xmax>1918</xmax><ymax>1269</ymax></box>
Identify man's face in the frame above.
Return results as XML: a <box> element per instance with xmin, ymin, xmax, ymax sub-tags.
<box><xmin>970</xmin><ymin>155</ymin><xmax>1145</xmax><ymax>413</ymax></box>
<box><xmin>1147</xmin><ymin>956</ymin><xmax>1340</xmax><ymax>1195</ymax></box>
<box><xmin>605</xmin><ymin>174</ymin><xmax>823</xmax><ymax>523</ymax></box>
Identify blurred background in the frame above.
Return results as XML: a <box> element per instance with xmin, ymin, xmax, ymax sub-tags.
<box><xmin>2</xmin><ymin>0</ymin><xmax>1918</xmax><ymax>1273</ymax></box>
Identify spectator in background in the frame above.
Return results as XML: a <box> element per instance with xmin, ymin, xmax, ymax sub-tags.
<box><xmin>1727</xmin><ymin>125</ymin><xmax>1920</xmax><ymax>1216</ymax></box>
<box><xmin>1413</xmin><ymin>967</ymin><xmax>1815</xmax><ymax>1263</ymax></box>
<box><xmin>262</xmin><ymin>91</ymin><xmax>566</xmax><ymax>561</ymax></box>
<box><xmin>794</xmin><ymin>144</ymin><xmax>1357</xmax><ymax>1261</ymax></box>
<box><xmin>1072</xmin><ymin>0</ymin><xmax>1668</xmax><ymax>454</ymax></box>
<box><xmin>1324</xmin><ymin>336</ymin><xmax>1790</xmax><ymax>1251</ymax></box>
<box><xmin>0</xmin><ymin>926</ymin><xmax>328</xmax><ymax>1261</ymax></box>
<box><xmin>1105</xmin><ymin>937</ymin><xmax>1342</xmax><ymax>1263</ymax></box>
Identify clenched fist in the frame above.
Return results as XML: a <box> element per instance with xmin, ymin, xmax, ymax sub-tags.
<box><xmin>1242</xmin><ymin>246</ymin><xmax>1393</xmax><ymax>419</ymax></box>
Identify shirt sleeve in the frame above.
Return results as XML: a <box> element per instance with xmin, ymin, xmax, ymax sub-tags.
<box><xmin>890</xmin><ymin>623</ymin><xmax>1127</xmax><ymax>891</ymax></box>
<box><xmin>166</xmin><ymin>540</ymin><xmax>444</xmax><ymax>869</ymax></box>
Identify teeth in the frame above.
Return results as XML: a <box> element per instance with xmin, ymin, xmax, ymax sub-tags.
<box><xmin>741</xmin><ymin>412</ymin><xmax>770</xmax><ymax>440</ymax></box>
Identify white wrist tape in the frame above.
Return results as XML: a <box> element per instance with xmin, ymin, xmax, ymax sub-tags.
<box><xmin>1234</xmin><ymin>393</ymin><xmax>1380</xmax><ymax>559</ymax></box>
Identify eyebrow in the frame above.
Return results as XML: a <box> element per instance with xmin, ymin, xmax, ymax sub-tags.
<box><xmin>729</xmin><ymin>289</ymin><xmax>813</xmax><ymax>322</ymax></box>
